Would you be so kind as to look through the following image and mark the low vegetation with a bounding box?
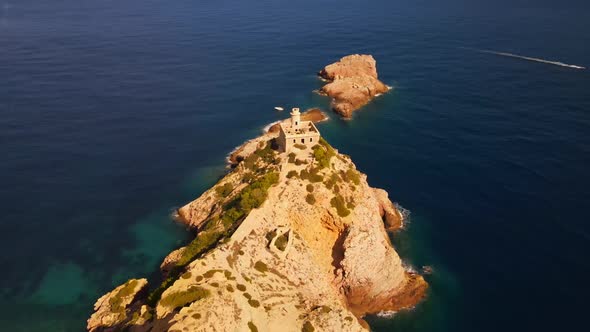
[306,184,314,193]
[305,194,316,205]
[324,173,341,190]
[244,141,279,171]
[254,261,268,273]
[274,232,289,251]
[215,182,233,198]
[148,145,280,306]
[108,279,140,315]
[340,168,360,186]
[248,321,259,332]
[331,194,351,217]
[300,168,323,183]
[302,321,315,332]
[313,138,336,169]
[159,286,210,310]
[294,143,307,150]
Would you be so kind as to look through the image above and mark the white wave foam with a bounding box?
[376,310,397,318]
[403,262,418,274]
[262,120,281,133]
[471,48,585,70]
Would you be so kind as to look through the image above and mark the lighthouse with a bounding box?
[290,107,301,130]
[277,107,321,153]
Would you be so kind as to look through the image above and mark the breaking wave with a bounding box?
[261,120,281,133]
[376,310,397,318]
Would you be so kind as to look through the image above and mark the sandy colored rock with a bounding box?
[318,54,390,118]
[89,133,427,331]
[373,188,404,230]
[87,279,148,332]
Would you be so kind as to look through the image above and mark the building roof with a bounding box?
[279,120,320,137]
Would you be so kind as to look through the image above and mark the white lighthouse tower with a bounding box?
[290,108,301,130]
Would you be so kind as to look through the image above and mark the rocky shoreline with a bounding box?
[318,54,390,118]
[87,117,427,331]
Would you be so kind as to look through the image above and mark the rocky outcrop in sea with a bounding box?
[318,54,390,118]
[87,115,427,331]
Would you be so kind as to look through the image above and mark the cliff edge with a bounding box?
[88,120,427,332]
[318,54,390,118]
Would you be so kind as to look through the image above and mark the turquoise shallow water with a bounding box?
[1,0,590,331]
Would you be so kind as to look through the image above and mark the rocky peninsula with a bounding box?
[87,114,427,332]
[318,54,390,118]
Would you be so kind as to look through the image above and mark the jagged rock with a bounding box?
[88,134,427,331]
[373,188,403,230]
[318,54,390,118]
[87,279,148,332]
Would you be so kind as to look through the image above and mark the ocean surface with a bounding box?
[1,0,589,331]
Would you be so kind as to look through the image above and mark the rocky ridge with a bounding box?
[87,118,427,332]
[318,54,390,118]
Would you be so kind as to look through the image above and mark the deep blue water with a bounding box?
[1,0,589,331]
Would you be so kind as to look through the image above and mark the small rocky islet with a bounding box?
[318,54,390,118]
[87,55,426,332]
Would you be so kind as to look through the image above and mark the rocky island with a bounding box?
[318,54,390,118]
[87,109,427,332]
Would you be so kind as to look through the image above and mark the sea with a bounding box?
[1,0,589,331]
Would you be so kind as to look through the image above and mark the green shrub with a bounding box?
[288,152,296,163]
[243,153,260,170]
[294,143,306,150]
[330,195,350,217]
[203,269,222,278]
[302,321,315,332]
[248,321,259,332]
[294,159,307,166]
[287,170,298,179]
[300,168,323,183]
[176,230,224,268]
[242,172,255,183]
[236,284,247,292]
[248,299,260,308]
[215,183,233,198]
[306,184,314,193]
[159,286,210,310]
[341,169,360,185]
[313,138,336,169]
[275,232,289,251]
[108,279,139,314]
[254,261,268,273]
[305,194,316,205]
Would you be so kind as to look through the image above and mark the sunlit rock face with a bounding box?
[87,132,426,332]
[318,54,390,118]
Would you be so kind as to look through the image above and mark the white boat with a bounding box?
[274,106,284,111]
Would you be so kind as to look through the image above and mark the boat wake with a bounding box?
[465,48,585,70]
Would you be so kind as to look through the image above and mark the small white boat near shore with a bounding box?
[274,106,284,111]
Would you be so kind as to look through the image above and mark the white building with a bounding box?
[277,108,321,153]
